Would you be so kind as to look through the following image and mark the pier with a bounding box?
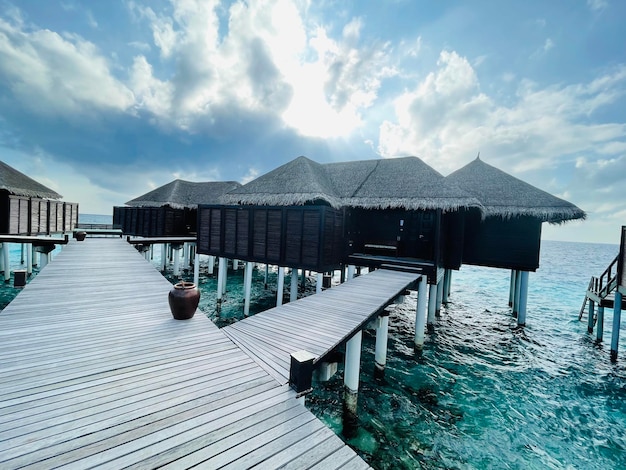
[223,269,419,384]
[580,225,626,360]
[0,238,369,468]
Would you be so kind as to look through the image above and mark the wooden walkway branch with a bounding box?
[223,269,419,385]
[0,238,369,469]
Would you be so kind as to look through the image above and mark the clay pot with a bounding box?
[75,231,87,241]
[168,281,200,320]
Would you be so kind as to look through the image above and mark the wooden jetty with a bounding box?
[580,226,626,361]
[223,269,418,385]
[0,238,370,469]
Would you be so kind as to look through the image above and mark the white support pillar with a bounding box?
[0,243,4,274]
[343,330,362,438]
[277,267,285,307]
[161,244,167,272]
[290,268,298,302]
[232,259,238,271]
[193,253,200,287]
[183,243,190,270]
[415,275,428,350]
[217,257,226,303]
[374,313,390,379]
[442,269,450,304]
[513,269,522,316]
[316,273,323,294]
[32,246,38,268]
[587,299,596,334]
[26,244,32,275]
[597,306,605,342]
[208,255,215,275]
[222,260,228,295]
[39,252,49,270]
[2,243,9,281]
[518,271,529,326]
[509,270,517,307]
[173,245,181,276]
[427,283,437,331]
[610,291,622,362]
[244,261,253,316]
[436,278,444,316]
[264,264,269,289]
[347,264,356,281]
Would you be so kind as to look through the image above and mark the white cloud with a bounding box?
[543,38,554,52]
[378,50,626,178]
[125,0,393,139]
[0,17,133,118]
[129,55,173,119]
[587,0,608,12]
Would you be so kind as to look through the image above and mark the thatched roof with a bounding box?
[221,156,483,212]
[0,160,62,199]
[126,180,242,209]
[446,156,586,223]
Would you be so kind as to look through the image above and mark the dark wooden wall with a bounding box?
[441,209,468,270]
[0,193,77,235]
[462,214,542,271]
[113,206,195,237]
[197,205,345,272]
[345,208,439,261]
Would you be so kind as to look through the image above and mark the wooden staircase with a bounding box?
[579,254,623,322]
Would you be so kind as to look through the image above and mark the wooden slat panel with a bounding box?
[266,209,282,262]
[285,209,303,264]
[236,208,249,257]
[253,209,267,258]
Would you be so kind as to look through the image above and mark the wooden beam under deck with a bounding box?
[0,238,369,469]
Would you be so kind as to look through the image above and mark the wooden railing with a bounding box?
[76,223,117,230]
[580,254,620,320]
[596,255,619,298]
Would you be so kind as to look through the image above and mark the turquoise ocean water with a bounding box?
[2,214,624,469]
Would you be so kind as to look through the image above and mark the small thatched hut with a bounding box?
[114,179,241,237]
[0,160,78,235]
[446,156,586,271]
[198,156,482,276]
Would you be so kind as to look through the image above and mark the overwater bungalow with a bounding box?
[0,159,78,235]
[446,156,586,271]
[197,156,482,280]
[446,156,586,324]
[113,179,242,237]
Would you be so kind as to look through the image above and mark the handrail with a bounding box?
[598,255,619,293]
[579,276,595,320]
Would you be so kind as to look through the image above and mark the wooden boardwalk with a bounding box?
[223,269,418,384]
[0,238,369,469]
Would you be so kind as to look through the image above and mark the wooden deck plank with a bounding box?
[248,427,343,469]
[224,269,417,383]
[276,435,353,470]
[0,238,369,469]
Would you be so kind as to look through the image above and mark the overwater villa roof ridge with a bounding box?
[221,154,485,213]
[0,159,62,199]
[446,157,586,223]
[126,179,242,209]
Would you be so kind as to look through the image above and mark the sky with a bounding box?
[0,0,624,244]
